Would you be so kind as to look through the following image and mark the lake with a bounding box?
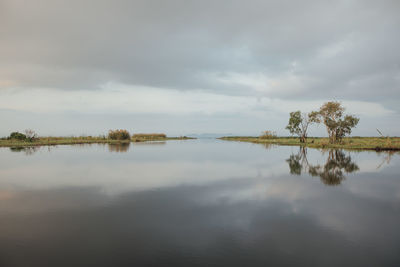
[0,139,399,266]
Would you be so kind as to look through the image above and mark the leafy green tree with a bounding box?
[335,115,360,142]
[8,132,27,141]
[286,111,319,143]
[8,130,38,142]
[314,101,359,143]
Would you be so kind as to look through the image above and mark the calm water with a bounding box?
[0,139,399,266]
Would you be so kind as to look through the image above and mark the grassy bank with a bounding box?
[0,135,194,148]
[219,136,400,151]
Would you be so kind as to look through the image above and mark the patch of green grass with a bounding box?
[219,136,400,151]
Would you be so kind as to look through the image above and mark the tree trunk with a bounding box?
[300,134,307,143]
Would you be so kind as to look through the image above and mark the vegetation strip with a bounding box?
[219,137,400,151]
[221,101,399,151]
[0,130,194,148]
[0,137,194,148]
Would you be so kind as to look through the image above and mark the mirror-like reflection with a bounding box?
[287,148,359,185]
[376,150,397,169]
[108,142,131,153]
[0,140,399,267]
[9,146,40,155]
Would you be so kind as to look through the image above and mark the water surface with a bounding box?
[0,139,399,266]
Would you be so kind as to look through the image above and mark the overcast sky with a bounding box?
[0,0,399,136]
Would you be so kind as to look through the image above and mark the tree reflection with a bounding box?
[308,150,359,185]
[286,148,359,185]
[9,146,40,155]
[376,151,398,169]
[108,143,131,153]
[261,143,277,150]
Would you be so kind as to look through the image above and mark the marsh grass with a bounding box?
[0,136,129,147]
[132,133,194,142]
[132,133,167,141]
[0,134,194,147]
[219,136,400,151]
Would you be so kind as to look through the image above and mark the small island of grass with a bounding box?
[0,129,194,148]
[219,136,400,151]
[220,101,400,151]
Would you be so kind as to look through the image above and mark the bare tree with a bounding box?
[24,129,38,142]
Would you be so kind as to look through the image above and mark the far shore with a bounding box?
[219,136,400,151]
[0,136,195,148]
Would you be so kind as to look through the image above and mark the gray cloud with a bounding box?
[0,0,399,135]
[1,0,399,99]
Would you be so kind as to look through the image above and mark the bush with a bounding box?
[259,131,277,139]
[108,129,131,140]
[8,132,27,141]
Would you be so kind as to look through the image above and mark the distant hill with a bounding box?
[187,133,235,139]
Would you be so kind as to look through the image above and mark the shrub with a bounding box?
[8,132,27,141]
[108,129,131,140]
[259,131,277,139]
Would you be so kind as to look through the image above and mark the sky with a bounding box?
[0,0,399,137]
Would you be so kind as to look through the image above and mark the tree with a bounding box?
[286,111,319,143]
[8,132,27,141]
[335,115,359,142]
[314,101,359,143]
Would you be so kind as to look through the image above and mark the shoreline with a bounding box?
[0,136,195,148]
[219,136,400,151]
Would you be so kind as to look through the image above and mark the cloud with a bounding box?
[0,0,399,134]
[0,84,394,118]
[1,0,399,97]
